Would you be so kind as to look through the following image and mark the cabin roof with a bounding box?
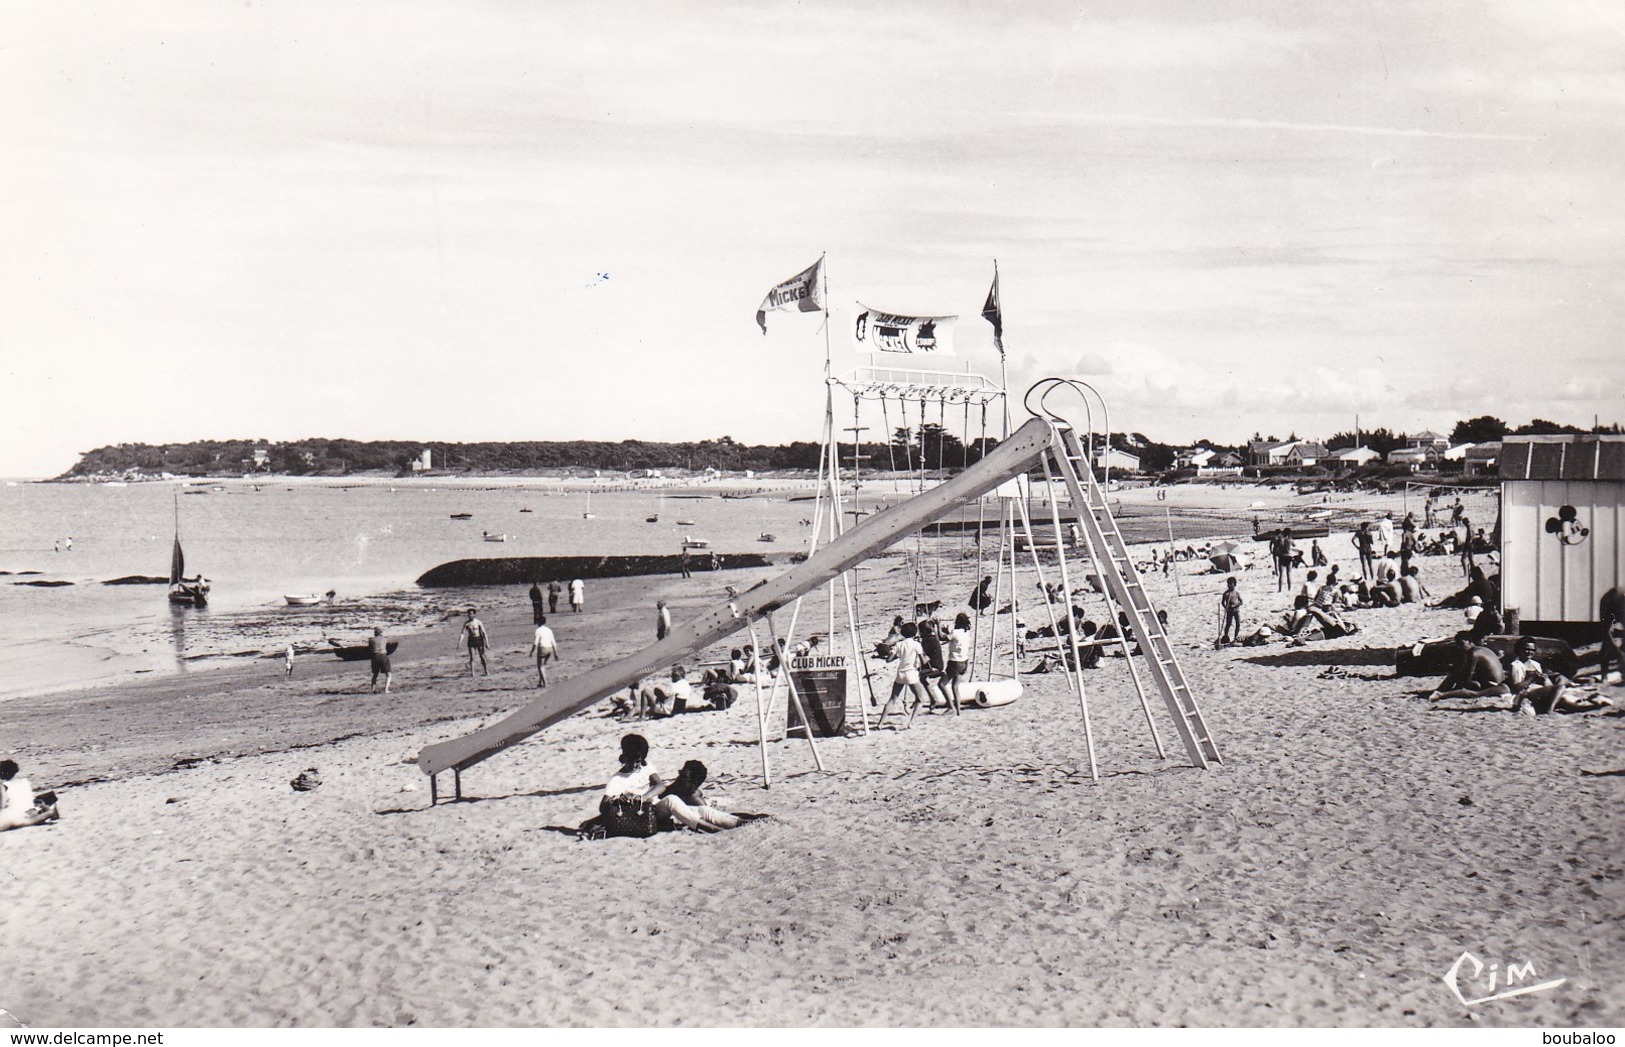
[1499,434,1625,480]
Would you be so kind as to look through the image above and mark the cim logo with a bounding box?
[1443,950,1566,1006]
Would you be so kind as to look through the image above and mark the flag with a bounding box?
[982,267,1003,357]
[852,304,957,355]
[755,257,824,334]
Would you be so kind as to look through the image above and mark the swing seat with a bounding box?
[965,678,1022,708]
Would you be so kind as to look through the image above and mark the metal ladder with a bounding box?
[1047,423,1222,769]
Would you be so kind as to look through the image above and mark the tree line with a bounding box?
[59,414,1615,479]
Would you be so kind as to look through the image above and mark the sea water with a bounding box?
[0,478,822,700]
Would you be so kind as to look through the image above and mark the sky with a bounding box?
[2,0,1622,476]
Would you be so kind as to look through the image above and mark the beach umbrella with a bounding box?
[1209,540,1241,572]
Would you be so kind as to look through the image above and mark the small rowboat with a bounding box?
[757,533,777,542]
[328,639,398,662]
[681,536,710,549]
[676,519,697,526]
[482,532,509,542]
[450,513,473,520]
[646,515,660,523]
[284,594,323,606]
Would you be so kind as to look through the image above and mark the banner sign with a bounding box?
[786,654,848,737]
[853,304,956,355]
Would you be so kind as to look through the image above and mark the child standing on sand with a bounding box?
[1218,577,1243,645]
[283,644,296,677]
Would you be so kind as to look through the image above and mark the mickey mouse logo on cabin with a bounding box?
[1543,505,1590,546]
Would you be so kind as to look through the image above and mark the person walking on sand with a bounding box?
[528,615,559,688]
[679,549,692,579]
[283,643,296,678]
[529,581,545,626]
[547,579,562,614]
[569,578,585,613]
[368,627,393,693]
[460,608,490,676]
[656,599,672,641]
[1218,576,1243,645]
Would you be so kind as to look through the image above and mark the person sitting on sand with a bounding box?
[656,760,749,833]
[1399,565,1431,604]
[1427,637,1510,700]
[459,609,490,676]
[528,615,559,688]
[1482,639,1613,716]
[1310,539,1328,567]
[582,734,665,839]
[874,615,906,660]
[635,666,693,719]
[368,627,393,693]
[0,759,57,831]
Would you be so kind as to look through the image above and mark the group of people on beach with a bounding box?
[528,578,586,619]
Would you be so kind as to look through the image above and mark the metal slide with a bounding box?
[415,416,1059,782]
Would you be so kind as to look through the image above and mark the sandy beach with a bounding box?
[1,527,1620,1028]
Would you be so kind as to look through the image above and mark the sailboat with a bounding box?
[582,489,596,520]
[167,494,210,607]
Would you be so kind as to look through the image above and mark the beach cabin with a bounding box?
[1094,447,1141,474]
[1498,433,1625,640]
[1464,441,1501,476]
[1335,446,1380,468]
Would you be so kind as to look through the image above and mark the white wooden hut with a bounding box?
[1499,433,1625,638]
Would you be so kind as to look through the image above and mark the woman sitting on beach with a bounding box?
[581,734,664,839]
[0,759,58,831]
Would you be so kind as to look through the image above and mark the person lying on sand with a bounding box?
[1426,637,1511,700]
[1508,639,1613,715]
[656,760,757,833]
[0,759,58,831]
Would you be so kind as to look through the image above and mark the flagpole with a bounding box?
[995,260,1010,440]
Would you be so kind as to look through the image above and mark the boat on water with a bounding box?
[284,594,324,606]
[646,514,660,523]
[519,508,533,513]
[482,531,509,542]
[450,513,473,520]
[676,519,697,526]
[758,533,777,543]
[167,495,209,607]
[681,536,710,549]
[582,490,596,520]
